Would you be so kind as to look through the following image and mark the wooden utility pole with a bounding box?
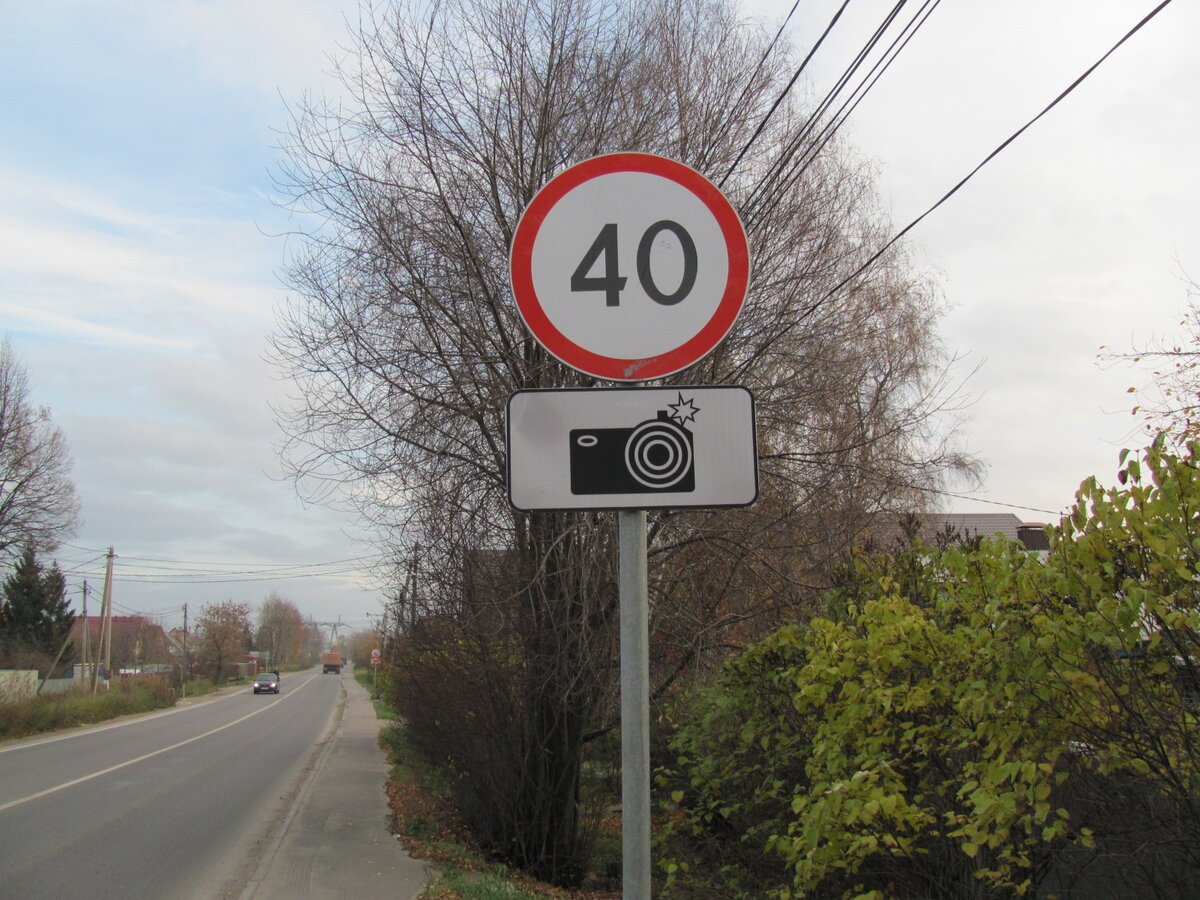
[181,603,188,699]
[95,547,115,692]
[80,581,90,681]
[92,575,106,694]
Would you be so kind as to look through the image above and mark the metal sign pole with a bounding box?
[508,153,752,900]
[619,508,651,899]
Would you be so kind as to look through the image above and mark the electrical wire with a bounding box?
[110,600,181,622]
[699,0,804,174]
[51,547,381,589]
[105,560,370,576]
[723,0,1176,395]
[110,569,366,585]
[743,0,944,229]
[742,0,906,207]
[60,543,388,570]
[810,0,1177,319]
[920,487,1063,518]
[718,0,850,186]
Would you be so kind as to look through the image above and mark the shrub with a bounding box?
[0,675,176,739]
[662,440,1200,899]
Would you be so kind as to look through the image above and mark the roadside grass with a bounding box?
[0,676,176,740]
[180,676,219,698]
[355,665,399,720]
[377,722,621,900]
[429,868,548,900]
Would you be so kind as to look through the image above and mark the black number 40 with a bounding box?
[570,220,698,307]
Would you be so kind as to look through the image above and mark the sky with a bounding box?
[1,0,1195,631]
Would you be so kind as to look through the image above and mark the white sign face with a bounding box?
[510,154,749,381]
[507,386,758,511]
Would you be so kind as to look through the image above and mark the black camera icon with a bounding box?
[570,410,695,495]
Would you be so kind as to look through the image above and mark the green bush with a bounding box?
[662,441,1200,899]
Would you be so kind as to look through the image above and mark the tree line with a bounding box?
[190,593,329,683]
[0,578,331,685]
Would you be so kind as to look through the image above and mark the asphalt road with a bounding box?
[0,670,342,899]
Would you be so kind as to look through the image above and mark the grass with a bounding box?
[0,676,176,740]
[355,665,399,720]
[180,676,220,698]
[433,868,548,900]
[0,673,249,741]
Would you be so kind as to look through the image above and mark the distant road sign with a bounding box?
[510,153,749,381]
[507,386,757,510]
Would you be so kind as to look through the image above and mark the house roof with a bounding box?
[921,513,1024,542]
[70,616,169,646]
[910,513,1050,551]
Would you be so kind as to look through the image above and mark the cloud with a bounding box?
[131,0,356,96]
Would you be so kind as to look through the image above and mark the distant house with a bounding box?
[70,616,173,671]
[915,513,1049,552]
[875,512,1050,554]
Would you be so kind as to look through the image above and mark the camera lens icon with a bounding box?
[625,418,693,489]
[569,410,696,496]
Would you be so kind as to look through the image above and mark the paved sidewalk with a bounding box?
[240,672,430,900]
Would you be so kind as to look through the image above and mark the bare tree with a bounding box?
[1103,276,1200,445]
[271,0,974,883]
[256,592,304,668]
[0,337,79,561]
[195,600,251,683]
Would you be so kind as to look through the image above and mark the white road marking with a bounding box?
[0,675,320,812]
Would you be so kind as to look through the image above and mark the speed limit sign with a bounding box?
[510,153,749,381]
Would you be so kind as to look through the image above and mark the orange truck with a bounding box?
[322,650,342,674]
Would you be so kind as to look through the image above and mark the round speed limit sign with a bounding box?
[510,153,749,381]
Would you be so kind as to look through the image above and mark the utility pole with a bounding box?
[95,547,115,692]
[80,581,90,682]
[181,603,188,699]
[93,567,108,694]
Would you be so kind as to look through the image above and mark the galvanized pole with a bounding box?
[619,509,651,899]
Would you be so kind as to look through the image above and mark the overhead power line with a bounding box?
[106,559,370,576]
[722,0,945,227]
[724,0,1177,390]
[54,543,388,586]
[815,0,1177,312]
[718,0,850,186]
[60,542,386,569]
[923,488,1063,518]
[742,0,944,228]
[738,0,908,208]
[107,570,365,586]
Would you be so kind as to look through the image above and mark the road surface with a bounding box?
[0,670,341,899]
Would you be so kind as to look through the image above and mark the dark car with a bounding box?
[253,673,279,694]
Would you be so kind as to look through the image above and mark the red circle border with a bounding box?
[510,153,749,381]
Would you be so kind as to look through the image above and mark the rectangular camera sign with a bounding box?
[506,386,757,511]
